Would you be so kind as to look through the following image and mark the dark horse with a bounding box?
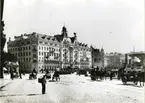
[52,70,60,81]
[137,71,144,86]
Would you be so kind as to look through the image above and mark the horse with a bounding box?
[137,71,144,86]
[52,71,60,81]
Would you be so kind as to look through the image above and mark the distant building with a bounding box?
[128,51,145,69]
[91,46,104,69]
[7,26,92,73]
[104,51,145,71]
[104,53,126,70]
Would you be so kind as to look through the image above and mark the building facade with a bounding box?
[7,26,92,73]
[104,53,125,70]
[90,46,105,69]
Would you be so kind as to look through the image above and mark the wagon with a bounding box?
[121,71,138,85]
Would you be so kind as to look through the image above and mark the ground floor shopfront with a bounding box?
[19,60,91,73]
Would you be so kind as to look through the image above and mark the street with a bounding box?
[0,74,144,103]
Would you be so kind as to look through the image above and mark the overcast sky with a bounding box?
[3,0,144,53]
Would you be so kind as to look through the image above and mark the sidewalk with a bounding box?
[0,73,42,89]
[0,74,12,89]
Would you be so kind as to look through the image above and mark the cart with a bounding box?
[121,69,138,85]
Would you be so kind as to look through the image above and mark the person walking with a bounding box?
[41,75,46,94]
[19,69,22,79]
[10,67,14,80]
[110,71,113,80]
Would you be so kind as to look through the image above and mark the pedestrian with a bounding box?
[18,67,22,79]
[10,67,14,80]
[110,71,113,80]
[41,75,46,94]
[52,68,60,81]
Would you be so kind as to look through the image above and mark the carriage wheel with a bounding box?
[91,76,96,80]
[134,82,138,85]
[123,81,127,85]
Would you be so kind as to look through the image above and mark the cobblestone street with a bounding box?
[0,74,144,103]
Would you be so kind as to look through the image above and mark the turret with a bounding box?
[73,32,77,39]
[61,26,68,37]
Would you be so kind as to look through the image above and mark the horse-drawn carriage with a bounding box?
[5,61,20,78]
[121,71,138,85]
[90,68,107,80]
[29,69,37,79]
[120,67,143,85]
[29,72,37,79]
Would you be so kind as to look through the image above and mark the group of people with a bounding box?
[90,67,114,81]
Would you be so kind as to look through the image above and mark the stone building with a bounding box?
[104,53,123,70]
[7,26,92,73]
[90,46,105,69]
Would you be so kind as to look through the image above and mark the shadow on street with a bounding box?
[0,94,41,97]
[116,83,143,88]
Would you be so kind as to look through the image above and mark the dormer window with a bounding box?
[47,38,50,41]
[41,36,45,39]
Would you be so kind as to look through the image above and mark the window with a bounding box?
[44,47,46,50]
[39,52,41,55]
[39,46,41,50]
[50,43,52,45]
[42,47,43,50]
[42,52,43,56]
[26,47,28,50]
[26,52,28,56]
[29,52,31,55]
[23,52,25,56]
[29,58,31,61]
[27,41,30,44]
[23,47,25,51]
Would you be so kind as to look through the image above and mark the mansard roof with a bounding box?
[37,33,59,43]
[54,34,64,42]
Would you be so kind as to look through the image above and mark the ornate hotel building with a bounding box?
[7,26,92,73]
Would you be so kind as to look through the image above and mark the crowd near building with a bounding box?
[7,26,93,73]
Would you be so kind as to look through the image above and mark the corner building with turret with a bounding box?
[7,27,92,73]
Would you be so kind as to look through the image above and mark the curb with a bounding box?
[0,81,11,89]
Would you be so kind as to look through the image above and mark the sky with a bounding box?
[3,0,144,53]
